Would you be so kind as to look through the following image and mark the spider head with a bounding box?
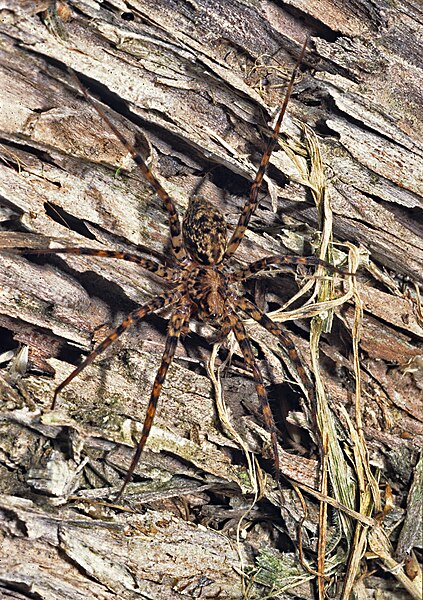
[182,196,227,265]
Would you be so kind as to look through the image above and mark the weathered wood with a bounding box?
[0,1,422,598]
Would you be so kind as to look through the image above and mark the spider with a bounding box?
[13,39,345,498]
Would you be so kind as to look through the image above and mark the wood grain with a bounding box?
[0,1,422,598]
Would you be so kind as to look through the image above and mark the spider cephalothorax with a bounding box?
[11,39,346,498]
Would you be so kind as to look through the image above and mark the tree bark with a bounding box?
[0,1,422,599]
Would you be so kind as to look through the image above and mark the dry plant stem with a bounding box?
[292,481,375,526]
[291,480,328,579]
[341,260,383,599]
[295,124,388,596]
[243,274,356,328]
[307,130,337,593]
[233,459,262,599]
[352,282,381,513]
[300,125,356,582]
[368,526,423,600]
[340,280,371,599]
[318,433,329,599]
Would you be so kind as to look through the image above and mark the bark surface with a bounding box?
[0,1,422,599]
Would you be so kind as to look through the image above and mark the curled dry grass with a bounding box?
[208,125,422,599]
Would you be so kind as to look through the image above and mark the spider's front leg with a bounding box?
[7,246,179,282]
[224,38,308,260]
[68,70,188,265]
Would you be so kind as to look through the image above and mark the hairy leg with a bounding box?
[234,297,316,409]
[224,39,308,259]
[68,70,187,264]
[229,254,347,283]
[52,286,184,408]
[117,302,190,498]
[10,246,179,281]
[228,309,283,483]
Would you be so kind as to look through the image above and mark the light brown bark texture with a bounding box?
[0,1,422,599]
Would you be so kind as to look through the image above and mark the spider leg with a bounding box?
[52,286,184,408]
[228,310,283,482]
[117,302,190,498]
[225,39,307,260]
[229,254,348,283]
[235,297,315,409]
[68,70,187,264]
[11,246,179,282]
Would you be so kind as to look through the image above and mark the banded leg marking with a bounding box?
[52,287,183,408]
[13,246,179,281]
[117,303,190,497]
[229,254,347,283]
[68,70,187,264]
[225,39,308,259]
[235,297,315,404]
[228,311,282,480]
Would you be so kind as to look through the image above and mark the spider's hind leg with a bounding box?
[117,301,190,499]
[228,310,283,484]
[235,297,316,414]
[51,287,183,408]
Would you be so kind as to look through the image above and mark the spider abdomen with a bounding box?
[182,196,227,265]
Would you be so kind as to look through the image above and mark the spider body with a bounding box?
[182,196,231,323]
[10,39,347,498]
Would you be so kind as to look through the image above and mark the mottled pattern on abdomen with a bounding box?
[182,195,227,265]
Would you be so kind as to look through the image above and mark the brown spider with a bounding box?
[13,39,345,498]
